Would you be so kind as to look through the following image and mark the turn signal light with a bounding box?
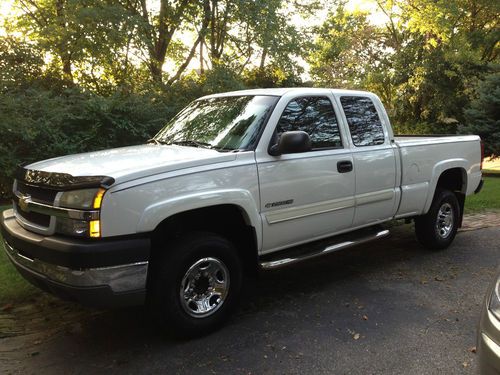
[93,188,106,209]
[89,220,101,238]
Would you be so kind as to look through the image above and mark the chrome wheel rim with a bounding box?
[180,257,230,318]
[435,202,454,239]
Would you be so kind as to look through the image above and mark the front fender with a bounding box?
[137,189,262,249]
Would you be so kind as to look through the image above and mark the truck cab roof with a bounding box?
[200,87,378,100]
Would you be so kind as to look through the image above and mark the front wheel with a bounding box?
[148,232,242,338]
[415,189,460,250]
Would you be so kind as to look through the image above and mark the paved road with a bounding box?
[1,225,499,374]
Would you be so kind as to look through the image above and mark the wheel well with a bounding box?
[435,168,466,226]
[150,204,258,274]
[436,168,466,193]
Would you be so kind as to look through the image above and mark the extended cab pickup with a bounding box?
[1,88,483,336]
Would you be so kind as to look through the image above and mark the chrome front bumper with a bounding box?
[3,238,148,307]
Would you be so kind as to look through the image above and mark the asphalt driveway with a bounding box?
[1,224,499,374]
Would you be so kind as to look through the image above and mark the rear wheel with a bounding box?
[148,232,242,338]
[415,189,460,250]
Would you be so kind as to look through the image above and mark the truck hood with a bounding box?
[27,144,238,185]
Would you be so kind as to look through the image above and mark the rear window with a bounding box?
[340,96,385,147]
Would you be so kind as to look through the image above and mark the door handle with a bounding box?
[337,160,353,173]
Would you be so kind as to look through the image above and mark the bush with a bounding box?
[459,71,500,157]
[0,86,186,198]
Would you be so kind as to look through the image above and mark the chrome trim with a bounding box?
[13,191,100,220]
[265,196,355,225]
[13,203,57,235]
[259,229,390,269]
[355,189,395,206]
[435,202,454,239]
[180,257,230,318]
[264,189,395,225]
[3,239,147,293]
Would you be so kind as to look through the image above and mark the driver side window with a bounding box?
[276,96,342,150]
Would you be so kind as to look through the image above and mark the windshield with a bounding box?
[154,95,278,151]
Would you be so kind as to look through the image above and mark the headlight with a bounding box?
[489,275,500,321]
[56,188,105,238]
[59,188,104,209]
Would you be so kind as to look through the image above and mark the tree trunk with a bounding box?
[55,0,73,82]
[62,57,72,81]
[200,41,204,74]
[259,46,268,69]
[147,0,190,82]
[168,0,211,85]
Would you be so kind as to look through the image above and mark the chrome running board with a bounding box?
[259,227,390,270]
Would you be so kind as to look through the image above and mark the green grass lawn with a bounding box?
[0,205,37,304]
[464,177,500,213]
[0,176,498,304]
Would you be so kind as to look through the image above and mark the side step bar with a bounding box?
[259,227,390,270]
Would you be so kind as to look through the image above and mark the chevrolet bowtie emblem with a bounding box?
[18,194,31,212]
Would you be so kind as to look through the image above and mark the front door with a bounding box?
[256,94,355,253]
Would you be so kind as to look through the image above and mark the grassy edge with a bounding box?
[0,206,38,304]
[464,177,500,213]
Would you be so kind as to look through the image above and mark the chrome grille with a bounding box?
[14,201,51,227]
[17,181,58,205]
[14,180,56,229]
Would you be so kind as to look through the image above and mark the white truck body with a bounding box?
[1,88,483,335]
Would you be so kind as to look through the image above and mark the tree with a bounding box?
[308,6,384,88]
[459,71,500,157]
[14,0,138,86]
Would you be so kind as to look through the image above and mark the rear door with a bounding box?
[336,95,398,226]
[256,93,355,253]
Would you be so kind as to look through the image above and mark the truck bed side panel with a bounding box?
[395,136,482,218]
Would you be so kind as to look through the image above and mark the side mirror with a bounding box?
[269,131,312,156]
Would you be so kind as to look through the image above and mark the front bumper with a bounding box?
[478,310,500,375]
[1,209,150,308]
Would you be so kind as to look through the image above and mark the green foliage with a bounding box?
[243,65,304,88]
[309,6,381,88]
[0,85,177,197]
[309,0,499,137]
[459,71,500,156]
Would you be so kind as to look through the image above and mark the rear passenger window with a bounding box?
[276,96,342,149]
[340,96,385,146]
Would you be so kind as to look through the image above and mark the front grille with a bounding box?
[17,181,58,205]
[14,202,51,227]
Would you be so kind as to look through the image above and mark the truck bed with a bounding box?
[393,134,482,219]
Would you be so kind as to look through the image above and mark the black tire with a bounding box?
[415,189,460,250]
[148,232,242,338]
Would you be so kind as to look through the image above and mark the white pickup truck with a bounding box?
[1,88,484,336]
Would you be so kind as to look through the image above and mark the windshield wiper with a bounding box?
[171,140,214,149]
[147,138,169,145]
